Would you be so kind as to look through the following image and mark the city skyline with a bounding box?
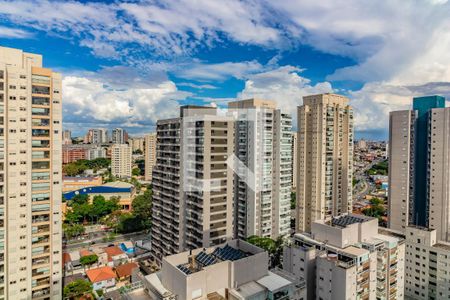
[1,1,450,139]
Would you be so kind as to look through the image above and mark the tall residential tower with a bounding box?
[389,95,450,241]
[151,106,235,263]
[228,99,292,239]
[296,93,353,232]
[0,46,63,299]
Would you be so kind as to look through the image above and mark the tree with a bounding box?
[117,213,144,233]
[290,192,296,209]
[64,163,83,176]
[63,223,85,240]
[132,189,152,229]
[80,254,98,269]
[132,167,141,176]
[70,194,89,206]
[247,235,285,268]
[63,279,92,299]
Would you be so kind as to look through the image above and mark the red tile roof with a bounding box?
[115,262,138,278]
[104,246,125,261]
[86,266,116,283]
[80,249,94,257]
[63,252,71,264]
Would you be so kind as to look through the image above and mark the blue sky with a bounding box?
[1,0,450,140]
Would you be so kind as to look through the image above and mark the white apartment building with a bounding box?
[151,106,235,263]
[296,93,353,233]
[111,144,132,178]
[62,129,71,145]
[283,214,405,300]
[389,96,450,242]
[404,226,450,299]
[84,128,107,144]
[228,99,292,239]
[142,240,305,300]
[0,46,63,299]
[144,133,156,181]
[86,146,107,160]
[112,127,127,144]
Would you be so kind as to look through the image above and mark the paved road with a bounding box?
[64,230,149,252]
[353,158,384,202]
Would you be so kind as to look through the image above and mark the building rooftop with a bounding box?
[177,244,250,275]
[115,262,139,278]
[231,281,266,298]
[86,266,116,283]
[104,246,125,261]
[331,214,371,228]
[256,271,292,292]
[63,182,133,200]
[435,242,450,251]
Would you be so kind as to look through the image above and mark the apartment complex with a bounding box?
[296,93,354,233]
[111,144,132,178]
[151,106,234,262]
[143,240,305,300]
[84,128,108,144]
[62,130,71,145]
[228,99,292,239]
[0,46,62,299]
[283,214,405,300]
[144,133,156,181]
[389,95,450,241]
[291,131,297,191]
[112,127,127,144]
[403,226,450,299]
[129,137,145,153]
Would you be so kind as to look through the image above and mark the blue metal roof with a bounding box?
[63,186,132,200]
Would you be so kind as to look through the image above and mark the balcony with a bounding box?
[32,246,50,257]
[31,107,50,116]
[32,235,50,246]
[32,287,50,299]
[32,215,50,224]
[32,118,50,127]
[32,129,50,138]
[32,96,50,106]
[32,85,50,95]
[32,161,50,170]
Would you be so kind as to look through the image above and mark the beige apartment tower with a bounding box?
[111,144,132,178]
[151,106,234,263]
[0,46,63,299]
[296,93,353,233]
[144,133,156,181]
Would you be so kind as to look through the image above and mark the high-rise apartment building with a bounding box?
[144,133,156,181]
[151,106,235,263]
[291,131,297,191]
[62,129,71,145]
[228,99,292,239]
[296,93,353,233]
[0,46,63,299]
[111,144,132,178]
[112,128,127,144]
[129,137,145,153]
[283,214,405,300]
[86,146,107,160]
[84,128,107,144]
[388,95,450,241]
[403,226,450,299]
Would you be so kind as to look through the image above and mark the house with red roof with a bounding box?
[104,246,128,267]
[86,266,116,290]
[115,262,139,281]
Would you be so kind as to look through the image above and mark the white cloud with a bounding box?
[176,60,264,81]
[237,65,333,119]
[0,25,32,38]
[177,82,217,89]
[62,72,191,133]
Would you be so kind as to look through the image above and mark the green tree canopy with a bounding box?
[63,279,92,299]
[80,254,98,268]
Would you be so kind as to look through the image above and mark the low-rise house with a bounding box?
[86,266,116,290]
[104,246,128,267]
[115,262,139,281]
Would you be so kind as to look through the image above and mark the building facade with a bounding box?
[111,144,132,178]
[144,133,156,181]
[283,214,405,300]
[84,128,108,144]
[404,226,450,299]
[388,95,450,241]
[291,131,297,191]
[296,93,353,233]
[86,146,107,160]
[62,130,71,145]
[112,128,127,144]
[228,99,292,239]
[151,106,235,263]
[129,137,145,153]
[0,46,63,299]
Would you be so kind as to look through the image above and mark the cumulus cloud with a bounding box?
[62,70,191,134]
[237,66,333,120]
[176,61,265,81]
